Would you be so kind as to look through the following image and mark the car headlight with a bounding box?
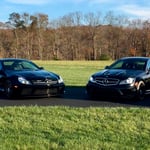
[119,77,135,85]
[58,76,64,83]
[18,77,31,85]
[89,76,96,83]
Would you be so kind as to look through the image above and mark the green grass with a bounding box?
[0,106,150,150]
[34,60,113,86]
[0,61,150,149]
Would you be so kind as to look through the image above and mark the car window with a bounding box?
[21,61,39,70]
[146,60,150,70]
[122,60,146,70]
[3,60,40,71]
[135,61,146,70]
[109,60,124,69]
[3,61,14,70]
[109,59,146,70]
[0,62,2,70]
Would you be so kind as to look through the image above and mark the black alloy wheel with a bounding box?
[135,81,145,101]
[5,80,14,98]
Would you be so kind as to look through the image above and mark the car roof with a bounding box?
[0,58,29,61]
[119,57,150,61]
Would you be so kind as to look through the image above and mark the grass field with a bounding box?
[0,106,150,150]
[0,60,150,150]
[34,60,113,86]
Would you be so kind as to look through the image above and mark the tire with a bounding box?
[86,88,98,100]
[86,88,93,98]
[5,80,14,99]
[135,81,145,101]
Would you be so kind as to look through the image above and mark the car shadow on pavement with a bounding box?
[0,86,149,107]
[64,86,88,100]
[64,86,150,107]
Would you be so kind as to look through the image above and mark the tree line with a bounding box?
[0,11,150,60]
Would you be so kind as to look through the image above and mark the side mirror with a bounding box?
[146,67,150,74]
[0,74,5,80]
[0,70,4,74]
[39,67,44,70]
[105,66,110,69]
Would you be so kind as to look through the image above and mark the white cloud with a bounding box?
[6,0,113,5]
[6,0,51,5]
[87,0,115,5]
[3,0,132,6]
[120,5,150,19]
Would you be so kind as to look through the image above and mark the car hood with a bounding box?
[93,69,144,79]
[6,70,59,80]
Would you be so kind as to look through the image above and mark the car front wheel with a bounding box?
[5,80,14,99]
[135,81,145,101]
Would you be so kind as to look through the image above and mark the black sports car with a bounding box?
[86,57,150,100]
[0,58,65,98]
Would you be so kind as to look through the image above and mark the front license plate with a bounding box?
[34,89,47,95]
[49,88,58,94]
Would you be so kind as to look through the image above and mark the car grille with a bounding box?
[95,77,119,86]
[32,79,58,85]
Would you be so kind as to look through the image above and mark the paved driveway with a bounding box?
[0,86,150,107]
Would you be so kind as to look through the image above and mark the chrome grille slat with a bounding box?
[32,79,57,85]
[95,77,119,86]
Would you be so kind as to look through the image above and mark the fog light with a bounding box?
[14,85,18,88]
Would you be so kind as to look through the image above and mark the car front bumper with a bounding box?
[86,81,138,99]
[12,83,65,97]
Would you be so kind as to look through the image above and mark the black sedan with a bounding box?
[0,58,65,98]
[86,57,150,100]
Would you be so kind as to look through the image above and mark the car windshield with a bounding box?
[3,60,40,71]
[108,59,146,71]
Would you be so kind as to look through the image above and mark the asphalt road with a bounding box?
[0,86,150,107]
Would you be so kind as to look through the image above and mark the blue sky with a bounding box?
[0,0,150,22]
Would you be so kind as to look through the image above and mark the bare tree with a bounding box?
[8,12,22,57]
[1,11,150,60]
[84,12,102,60]
[30,13,48,59]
